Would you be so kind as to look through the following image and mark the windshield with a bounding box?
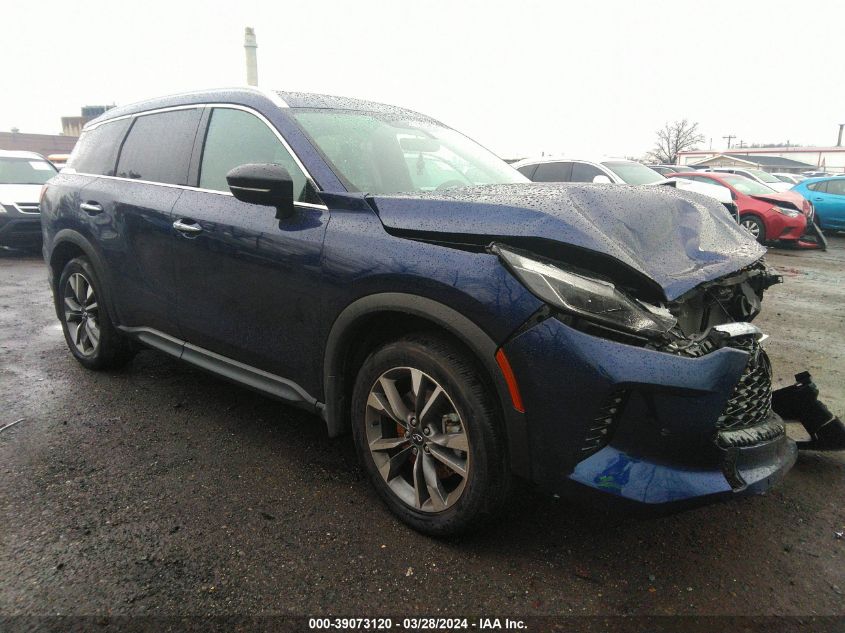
[601,161,664,185]
[0,157,57,185]
[292,110,527,195]
[743,168,781,184]
[719,174,776,195]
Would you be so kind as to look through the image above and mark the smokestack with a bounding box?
[838,123,844,148]
[244,27,258,87]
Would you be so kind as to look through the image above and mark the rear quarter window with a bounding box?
[67,119,131,176]
[516,164,537,179]
[116,109,202,185]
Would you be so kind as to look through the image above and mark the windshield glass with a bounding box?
[292,110,527,195]
[0,157,57,185]
[744,168,781,184]
[719,174,776,195]
[601,161,664,185]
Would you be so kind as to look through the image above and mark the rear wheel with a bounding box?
[351,334,511,536]
[740,215,766,243]
[58,257,135,370]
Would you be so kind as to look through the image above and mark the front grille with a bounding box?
[716,339,773,431]
[15,203,40,214]
[581,389,627,456]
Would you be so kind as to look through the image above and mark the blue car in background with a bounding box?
[41,88,801,535]
[792,177,845,230]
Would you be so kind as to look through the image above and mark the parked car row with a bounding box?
[672,171,810,243]
[511,157,740,220]
[0,150,58,250]
[510,153,845,247]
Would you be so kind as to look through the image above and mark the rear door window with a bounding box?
[533,162,572,182]
[67,119,131,176]
[198,107,313,202]
[825,179,845,195]
[570,162,606,182]
[116,109,202,185]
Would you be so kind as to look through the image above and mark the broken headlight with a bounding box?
[775,206,801,217]
[493,244,676,336]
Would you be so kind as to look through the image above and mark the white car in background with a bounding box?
[771,173,805,185]
[0,150,57,250]
[511,156,740,220]
[707,167,793,192]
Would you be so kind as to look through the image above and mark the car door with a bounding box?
[809,179,845,229]
[171,105,329,386]
[80,108,202,336]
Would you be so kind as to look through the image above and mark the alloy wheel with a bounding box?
[63,272,100,356]
[365,367,470,512]
[741,218,761,238]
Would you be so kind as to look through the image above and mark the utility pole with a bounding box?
[722,134,735,149]
[244,27,258,86]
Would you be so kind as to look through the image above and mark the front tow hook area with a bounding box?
[772,371,845,451]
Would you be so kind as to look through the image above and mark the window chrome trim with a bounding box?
[84,104,204,130]
[76,102,327,209]
[83,87,289,132]
[64,172,329,211]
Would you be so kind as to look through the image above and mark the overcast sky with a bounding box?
[2,0,843,159]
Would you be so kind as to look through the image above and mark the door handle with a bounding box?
[80,202,103,215]
[173,219,203,234]
[813,197,823,201]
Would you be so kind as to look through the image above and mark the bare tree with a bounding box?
[648,120,705,165]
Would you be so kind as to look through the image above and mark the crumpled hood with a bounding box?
[749,190,808,213]
[368,183,765,301]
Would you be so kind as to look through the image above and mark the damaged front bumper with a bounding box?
[773,372,845,451]
[503,316,799,508]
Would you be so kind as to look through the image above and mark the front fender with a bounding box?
[322,292,533,479]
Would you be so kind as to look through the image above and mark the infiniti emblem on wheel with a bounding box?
[412,432,424,444]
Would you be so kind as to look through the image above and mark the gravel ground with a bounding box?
[0,238,843,618]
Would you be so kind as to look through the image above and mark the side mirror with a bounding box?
[226,163,295,219]
[592,175,612,184]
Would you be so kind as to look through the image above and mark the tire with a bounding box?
[740,214,766,243]
[58,257,135,370]
[351,333,512,536]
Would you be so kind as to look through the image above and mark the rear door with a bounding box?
[80,108,203,336]
[171,105,329,386]
[809,179,845,229]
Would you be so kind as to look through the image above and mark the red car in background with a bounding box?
[673,172,814,246]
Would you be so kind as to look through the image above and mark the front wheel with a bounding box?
[351,334,512,536]
[740,215,766,243]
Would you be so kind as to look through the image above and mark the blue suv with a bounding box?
[41,88,796,534]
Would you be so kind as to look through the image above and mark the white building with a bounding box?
[677,147,845,174]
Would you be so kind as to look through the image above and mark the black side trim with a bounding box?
[119,327,320,412]
[322,293,531,479]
